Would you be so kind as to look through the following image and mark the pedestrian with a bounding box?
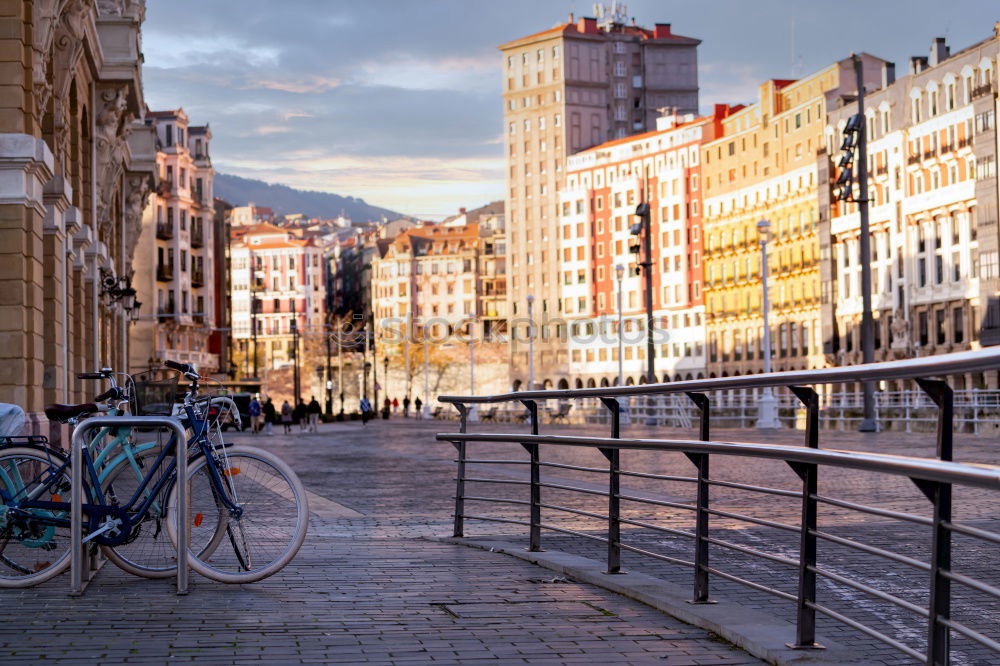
[281,400,293,434]
[294,399,308,431]
[382,397,391,420]
[392,397,399,415]
[414,396,423,419]
[249,396,261,434]
[360,396,372,425]
[402,396,410,418]
[263,397,276,436]
[307,395,321,432]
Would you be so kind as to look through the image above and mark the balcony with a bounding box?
[958,137,971,149]
[193,313,205,324]
[156,263,174,282]
[156,179,173,197]
[923,149,936,161]
[156,222,174,240]
[940,143,953,154]
[191,269,205,287]
[191,224,204,248]
[971,83,994,100]
[157,304,175,321]
[906,154,921,166]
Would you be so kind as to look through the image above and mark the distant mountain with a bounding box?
[214,173,401,222]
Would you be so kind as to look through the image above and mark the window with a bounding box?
[919,311,929,346]
[936,309,946,345]
[954,307,965,344]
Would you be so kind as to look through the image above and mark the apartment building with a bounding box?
[554,107,732,388]
[372,222,481,340]
[700,56,887,379]
[0,1,155,437]
[230,223,328,372]
[500,9,700,388]
[131,109,218,373]
[823,31,1000,389]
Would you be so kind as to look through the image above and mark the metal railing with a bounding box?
[71,416,189,595]
[437,348,1000,664]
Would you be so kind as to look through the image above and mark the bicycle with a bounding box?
[0,360,307,587]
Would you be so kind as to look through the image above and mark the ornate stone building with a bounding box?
[0,0,155,439]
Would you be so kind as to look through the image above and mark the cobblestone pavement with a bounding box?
[420,417,1000,666]
[0,419,765,665]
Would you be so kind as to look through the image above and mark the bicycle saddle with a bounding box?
[44,403,97,423]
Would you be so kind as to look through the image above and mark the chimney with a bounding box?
[881,62,896,89]
[909,56,928,75]
[459,207,466,215]
[928,37,949,66]
[654,23,672,39]
[577,17,598,34]
[568,12,574,23]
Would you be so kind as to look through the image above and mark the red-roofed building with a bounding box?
[230,222,329,375]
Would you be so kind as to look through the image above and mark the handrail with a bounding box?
[438,432,1000,491]
[439,348,1000,404]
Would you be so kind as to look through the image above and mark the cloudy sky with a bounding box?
[143,1,997,218]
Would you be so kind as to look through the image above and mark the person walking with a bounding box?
[281,400,293,434]
[360,396,372,425]
[294,399,308,432]
[414,396,423,419]
[402,396,410,418]
[307,395,321,432]
[382,397,391,420]
[248,396,261,434]
[392,397,399,415]
[262,397,276,436]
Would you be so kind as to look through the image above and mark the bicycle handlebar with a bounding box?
[78,372,105,380]
[94,388,117,402]
[164,360,196,375]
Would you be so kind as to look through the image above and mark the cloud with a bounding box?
[353,54,498,93]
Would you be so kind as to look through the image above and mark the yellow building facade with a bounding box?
[700,56,886,377]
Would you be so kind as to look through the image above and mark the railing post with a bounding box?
[599,397,623,574]
[684,392,715,604]
[520,399,542,552]
[915,378,953,666]
[452,403,469,538]
[787,386,823,650]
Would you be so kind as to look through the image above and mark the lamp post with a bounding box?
[634,202,656,425]
[526,294,535,391]
[422,332,430,418]
[467,317,477,421]
[616,263,629,425]
[291,299,300,405]
[757,219,781,428]
[324,315,333,418]
[382,356,389,418]
[616,264,625,388]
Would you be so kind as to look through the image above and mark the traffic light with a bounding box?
[835,113,862,202]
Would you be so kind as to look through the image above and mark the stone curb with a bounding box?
[437,536,863,666]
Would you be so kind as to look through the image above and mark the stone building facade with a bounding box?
[500,11,700,389]
[823,31,1000,389]
[0,0,155,438]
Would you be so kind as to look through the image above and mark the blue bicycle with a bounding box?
[0,361,308,587]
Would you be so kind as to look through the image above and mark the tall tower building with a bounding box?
[500,9,700,389]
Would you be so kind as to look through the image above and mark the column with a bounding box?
[0,133,54,431]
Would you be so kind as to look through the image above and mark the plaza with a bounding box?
[1,417,995,664]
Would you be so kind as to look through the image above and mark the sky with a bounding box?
[142,1,998,218]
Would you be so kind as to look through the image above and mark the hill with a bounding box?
[213,173,401,222]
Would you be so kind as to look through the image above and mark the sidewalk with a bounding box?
[0,422,761,665]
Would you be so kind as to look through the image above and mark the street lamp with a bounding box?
[526,294,535,391]
[615,264,625,388]
[633,202,656,426]
[466,317,478,421]
[422,330,430,418]
[756,219,781,428]
[382,356,389,417]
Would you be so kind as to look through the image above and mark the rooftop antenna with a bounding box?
[790,17,804,77]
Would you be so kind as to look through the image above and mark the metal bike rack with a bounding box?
[70,416,189,595]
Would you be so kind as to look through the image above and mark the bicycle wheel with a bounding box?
[100,447,226,579]
[0,447,74,588]
[166,446,308,583]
